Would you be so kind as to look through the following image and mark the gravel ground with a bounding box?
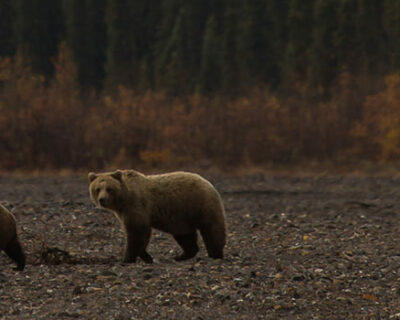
[0,172,400,319]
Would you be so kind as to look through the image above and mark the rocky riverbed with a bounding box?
[0,173,399,319]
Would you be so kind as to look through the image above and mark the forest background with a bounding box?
[0,0,399,171]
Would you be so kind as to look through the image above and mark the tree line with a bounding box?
[0,0,399,169]
[0,0,398,95]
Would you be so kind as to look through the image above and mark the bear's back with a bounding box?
[148,171,218,203]
[144,172,223,234]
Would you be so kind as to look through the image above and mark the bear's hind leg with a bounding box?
[173,232,199,261]
[5,235,25,271]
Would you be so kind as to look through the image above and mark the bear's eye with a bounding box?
[95,188,100,194]
[106,188,114,194]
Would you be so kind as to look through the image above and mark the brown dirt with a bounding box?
[0,173,400,319]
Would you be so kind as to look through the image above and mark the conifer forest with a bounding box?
[0,0,399,169]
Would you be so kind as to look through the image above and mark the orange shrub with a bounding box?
[0,54,47,168]
[0,45,396,170]
[0,44,86,169]
[352,74,400,160]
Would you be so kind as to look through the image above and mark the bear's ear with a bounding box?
[111,170,123,182]
[88,172,98,183]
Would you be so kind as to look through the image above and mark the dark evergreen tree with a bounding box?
[220,3,239,93]
[283,0,314,83]
[383,0,400,71]
[64,0,89,87]
[355,0,387,74]
[197,15,220,94]
[154,1,188,94]
[336,0,358,73]
[267,0,289,54]
[236,0,279,86]
[105,0,135,88]
[105,0,161,90]
[155,0,224,94]
[14,0,63,76]
[266,0,290,84]
[0,0,15,56]
[129,0,161,90]
[86,0,107,90]
[182,0,213,90]
[309,0,338,88]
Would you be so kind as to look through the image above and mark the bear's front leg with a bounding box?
[123,224,152,264]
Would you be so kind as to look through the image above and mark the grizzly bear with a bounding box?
[88,169,226,263]
[0,204,25,270]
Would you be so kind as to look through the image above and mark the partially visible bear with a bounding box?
[88,169,226,263]
[0,204,25,270]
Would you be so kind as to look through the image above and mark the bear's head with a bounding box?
[88,170,124,211]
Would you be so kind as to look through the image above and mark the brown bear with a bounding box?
[88,169,226,263]
[0,204,25,270]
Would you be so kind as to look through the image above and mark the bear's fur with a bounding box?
[88,169,226,263]
[0,204,25,270]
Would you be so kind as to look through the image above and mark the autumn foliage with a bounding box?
[352,74,400,161]
[0,45,399,170]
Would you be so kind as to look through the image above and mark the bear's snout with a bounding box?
[99,197,107,207]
